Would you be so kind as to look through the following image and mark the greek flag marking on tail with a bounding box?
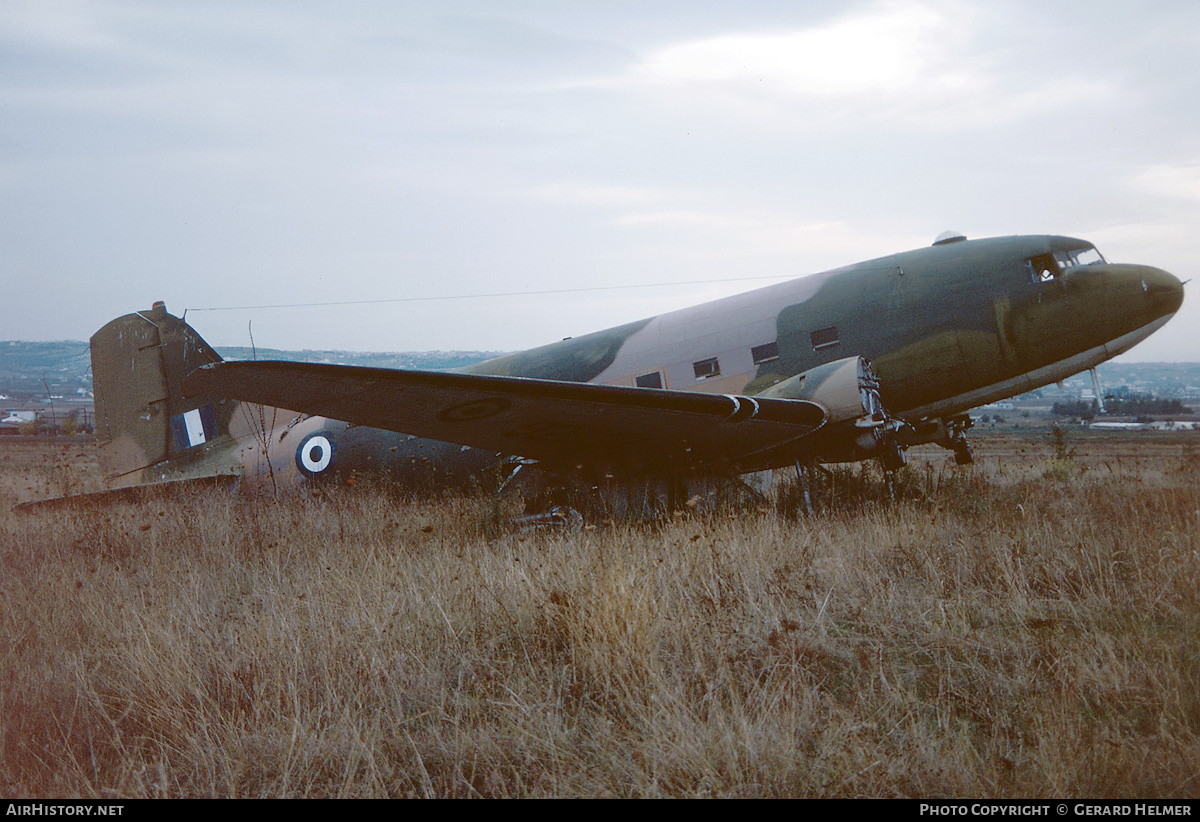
[170,405,217,450]
[184,409,205,445]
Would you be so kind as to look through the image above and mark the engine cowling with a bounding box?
[756,356,885,426]
[755,356,899,464]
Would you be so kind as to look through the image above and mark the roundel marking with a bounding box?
[436,397,510,423]
[297,433,335,475]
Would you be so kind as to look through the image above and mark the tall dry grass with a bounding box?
[2,434,1198,797]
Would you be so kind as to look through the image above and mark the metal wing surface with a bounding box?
[183,361,827,477]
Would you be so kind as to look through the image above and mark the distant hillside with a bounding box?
[0,341,93,396]
[0,341,506,399]
[214,347,507,372]
[1024,362,1200,400]
[1,339,1197,403]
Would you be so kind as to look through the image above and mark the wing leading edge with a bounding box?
[183,361,827,478]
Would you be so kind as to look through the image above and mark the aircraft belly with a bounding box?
[998,266,1174,377]
[868,326,988,412]
[246,415,502,491]
[901,314,1175,419]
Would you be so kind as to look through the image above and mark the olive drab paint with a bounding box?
[78,234,1183,504]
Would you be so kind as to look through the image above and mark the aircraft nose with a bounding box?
[1138,265,1184,318]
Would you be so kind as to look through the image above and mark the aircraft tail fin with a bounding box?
[90,302,239,488]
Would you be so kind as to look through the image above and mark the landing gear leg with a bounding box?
[942,414,975,465]
[794,459,814,516]
[953,439,974,465]
[878,438,907,504]
[879,438,907,473]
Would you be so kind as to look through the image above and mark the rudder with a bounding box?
[91,302,237,488]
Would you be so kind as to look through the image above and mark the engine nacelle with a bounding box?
[756,356,885,426]
[756,356,899,464]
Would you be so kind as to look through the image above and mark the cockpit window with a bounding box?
[1026,246,1105,283]
[1056,247,1105,269]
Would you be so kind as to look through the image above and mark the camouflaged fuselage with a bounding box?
[467,235,1181,420]
[89,235,1183,493]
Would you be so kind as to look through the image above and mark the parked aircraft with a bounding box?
[85,233,1182,511]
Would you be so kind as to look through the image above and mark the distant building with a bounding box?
[1,409,39,435]
[1090,420,1200,431]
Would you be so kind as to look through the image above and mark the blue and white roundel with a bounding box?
[296,433,335,475]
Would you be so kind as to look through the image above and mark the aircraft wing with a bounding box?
[183,361,826,477]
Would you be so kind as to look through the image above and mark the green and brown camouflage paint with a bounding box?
[88,235,1183,493]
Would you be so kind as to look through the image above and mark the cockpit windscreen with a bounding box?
[1026,245,1106,282]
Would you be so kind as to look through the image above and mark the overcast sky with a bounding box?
[2,0,1197,361]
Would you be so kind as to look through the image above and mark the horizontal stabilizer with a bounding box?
[15,475,239,512]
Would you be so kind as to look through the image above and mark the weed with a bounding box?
[3,434,1199,797]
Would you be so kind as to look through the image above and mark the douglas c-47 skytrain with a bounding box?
[79,232,1183,513]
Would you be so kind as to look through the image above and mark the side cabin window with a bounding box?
[810,326,840,351]
[635,371,663,389]
[693,357,720,380]
[1027,246,1105,283]
[751,341,780,365]
[1026,253,1059,283]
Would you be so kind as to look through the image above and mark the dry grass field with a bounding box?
[2,430,1198,798]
